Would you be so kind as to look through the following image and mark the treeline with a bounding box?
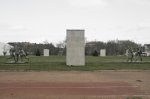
[8,42,62,56]
[8,40,142,56]
[86,40,141,56]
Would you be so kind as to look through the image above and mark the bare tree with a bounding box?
[56,40,66,55]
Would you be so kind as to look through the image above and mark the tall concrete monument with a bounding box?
[43,49,49,56]
[66,29,85,66]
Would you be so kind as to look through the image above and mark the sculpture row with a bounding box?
[6,48,29,63]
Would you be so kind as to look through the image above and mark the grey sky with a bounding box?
[0,0,150,44]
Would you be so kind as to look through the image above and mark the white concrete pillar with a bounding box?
[43,49,49,56]
[66,29,85,66]
[100,49,106,56]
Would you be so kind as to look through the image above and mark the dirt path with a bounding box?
[0,71,150,99]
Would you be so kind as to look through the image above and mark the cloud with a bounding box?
[67,0,108,8]
[132,0,150,5]
[131,23,150,32]
[136,27,150,31]
[0,24,27,31]
[10,25,25,31]
[0,24,11,30]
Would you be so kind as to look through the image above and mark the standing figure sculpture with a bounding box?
[15,47,20,62]
[134,47,142,62]
[8,48,16,62]
[19,48,29,62]
[126,47,133,62]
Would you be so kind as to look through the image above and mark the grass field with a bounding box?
[0,56,150,71]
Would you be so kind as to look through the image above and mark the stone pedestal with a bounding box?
[66,29,85,66]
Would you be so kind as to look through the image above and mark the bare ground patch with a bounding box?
[0,71,150,99]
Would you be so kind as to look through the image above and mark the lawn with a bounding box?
[0,56,150,71]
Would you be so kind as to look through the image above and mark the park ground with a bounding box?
[0,71,150,99]
[0,56,150,71]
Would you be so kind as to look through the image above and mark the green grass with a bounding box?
[0,56,150,71]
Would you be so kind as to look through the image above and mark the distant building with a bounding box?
[0,42,14,56]
[144,44,150,56]
[144,44,150,51]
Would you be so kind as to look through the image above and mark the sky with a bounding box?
[0,0,150,44]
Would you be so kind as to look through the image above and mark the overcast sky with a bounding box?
[0,0,150,44]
